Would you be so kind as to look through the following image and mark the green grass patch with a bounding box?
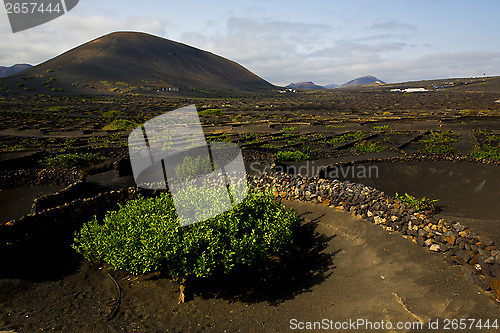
[174,155,213,179]
[328,131,366,144]
[243,132,258,139]
[276,150,311,162]
[421,143,455,154]
[354,140,384,153]
[420,130,458,144]
[103,119,137,131]
[41,153,106,169]
[372,124,391,130]
[470,144,500,160]
[199,108,225,117]
[280,126,296,132]
[419,130,458,154]
[46,105,68,112]
[206,133,232,142]
[261,143,279,149]
[103,110,124,118]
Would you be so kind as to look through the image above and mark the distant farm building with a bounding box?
[392,88,429,93]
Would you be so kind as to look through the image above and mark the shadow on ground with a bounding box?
[187,215,337,306]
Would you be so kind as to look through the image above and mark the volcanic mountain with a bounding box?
[0,64,32,77]
[285,82,325,90]
[5,32,275,94]
[339,75,385,88]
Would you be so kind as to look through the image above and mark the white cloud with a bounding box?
[367,19,417,31]
[178,17,500,86]
[0,13,167,65]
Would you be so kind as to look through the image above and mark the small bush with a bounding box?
[174,155,212,179]
[103,110,123,118]
[328,131,365,144]
[420,130,458,144]
[280,126,296,132]
[103,119,137,131]
[354,140,384,153]
[199,108,224,117]
[72,190,297,281]
[373,125,391,130]
[41,153,106,169]
[276,151,311,162]
[470,144,500,160]
[395,193,438,212]
[422,143,455,154]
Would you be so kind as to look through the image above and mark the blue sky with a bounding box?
[1,0,499,85]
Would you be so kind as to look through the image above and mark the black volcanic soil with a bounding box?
[1,83,500,331]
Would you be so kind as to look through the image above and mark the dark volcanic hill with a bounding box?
[0,64,32,77]
[5,32,275,94]
[339,75,385,88]
[285,82,325,90]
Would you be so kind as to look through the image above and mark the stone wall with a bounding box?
[250,171,500,303]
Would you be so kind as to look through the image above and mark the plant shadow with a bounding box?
[187,215,337,306]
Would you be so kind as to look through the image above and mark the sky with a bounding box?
[1,0,500,86]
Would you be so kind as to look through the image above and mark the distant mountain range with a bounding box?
[338,75,385,88]
[0,64,32,77]
[285,82,325,90]
[3,32,274,94]
[285,76,385,90]
[4,39,385,95]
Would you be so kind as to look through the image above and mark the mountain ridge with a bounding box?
[0,64,32,77]
[4,32,275,94]
[338,75,385,88]
[285,81,325,90]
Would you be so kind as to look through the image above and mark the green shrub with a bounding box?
[280,126,296,132]
[422,143,455,154]
[206,133,231,142]
[373,125,391,130]
[174,155,213,179]
[261,143,279,149]
[46,105,68,112]
[72,190,297,281]
[199,108,224,117]
[328,131,366,144]
[103,110,123,118]
[420,130,458,144]
[103,119,137,131]
[41,153,106,169]
[354,140,384,153]
[276,151,311,162]
[470,144,500,160]
[395,193,438,212]
[243,132,258,139]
